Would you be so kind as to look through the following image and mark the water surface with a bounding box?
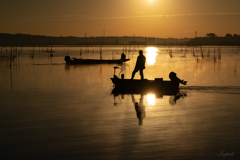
[1,46,240,159]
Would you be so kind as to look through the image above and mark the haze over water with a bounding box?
[1,45,240,159]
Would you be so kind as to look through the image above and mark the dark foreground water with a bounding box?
[1,46,240,159]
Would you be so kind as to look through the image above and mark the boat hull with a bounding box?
[110,77,179,95]
[65,56,130,65]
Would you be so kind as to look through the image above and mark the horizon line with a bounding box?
[0,32,195,39]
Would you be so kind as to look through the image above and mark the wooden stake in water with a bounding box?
[80,47,82,57]
[169,48,172,58]
[11,46,12,58]
[214,48,216,61]
[100,43,102,60]
[218,46,221,59]
[200,46,204,58]
[192,45,195,57]
[207,47,210,57]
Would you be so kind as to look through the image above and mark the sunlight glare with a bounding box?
[146,47,158,66]
[147,94,155,106]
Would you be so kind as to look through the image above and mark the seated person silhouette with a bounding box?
[169,72,187,88]
[121,52,126,61]
[131,50,146,80]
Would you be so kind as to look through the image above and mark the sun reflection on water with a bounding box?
[146,47,158,66]
[147,94,155,108]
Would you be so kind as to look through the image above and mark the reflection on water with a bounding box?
[169,92,187,106]
[1,46,240,159]
[132,94,146,125]
[112,90,187,126]
[145,47,158,65]
[147,94,155,106]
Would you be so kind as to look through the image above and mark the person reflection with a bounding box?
[132,94,146,125]
[169,92,187,106]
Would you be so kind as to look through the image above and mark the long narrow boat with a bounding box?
[65,56,130,65]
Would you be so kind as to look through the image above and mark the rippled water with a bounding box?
[1,46,240,159]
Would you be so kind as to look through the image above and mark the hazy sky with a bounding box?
[1,0,240,38]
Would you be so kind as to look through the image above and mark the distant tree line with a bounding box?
[0,33,190,46]
[187,33,240,46]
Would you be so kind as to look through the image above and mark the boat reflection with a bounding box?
[111,85,182,98]
[146,47,158,66]
[112,87,186,103]
[111,88,187,125]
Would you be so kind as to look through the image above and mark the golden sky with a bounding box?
[1,0,240,38]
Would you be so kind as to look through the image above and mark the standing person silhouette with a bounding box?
[131,50,146,80]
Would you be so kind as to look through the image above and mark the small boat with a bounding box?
[65,56,130,65]
[110,67,187,95]
[111,76,180,95]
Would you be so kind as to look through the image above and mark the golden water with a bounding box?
[1,46,240,159]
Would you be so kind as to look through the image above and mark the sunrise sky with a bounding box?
[1,0,240,38]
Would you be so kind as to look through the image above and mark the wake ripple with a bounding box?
[179,86,240,94]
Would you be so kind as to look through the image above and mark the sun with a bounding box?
[148,0,154,3]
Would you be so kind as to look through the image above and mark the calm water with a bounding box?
[1,46,240,160]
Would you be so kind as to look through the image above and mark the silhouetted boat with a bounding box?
[111,76,180,95]
[64,56,130,65]
[110,67,187,95]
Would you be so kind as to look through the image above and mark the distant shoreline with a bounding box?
[0,33,190,46]
[1,33,240,47]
